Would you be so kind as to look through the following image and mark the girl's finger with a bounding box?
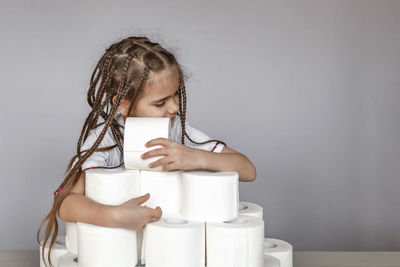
[131,193,150,205]
[150,207,162,220]
[149,156,172,169]
[141,147,169,159]
[163,162,179,172]
[145,138,172,148]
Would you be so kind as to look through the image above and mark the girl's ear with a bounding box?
[112,95,131,118]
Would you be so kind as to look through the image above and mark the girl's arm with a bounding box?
[197,146,257,182]
[58,172,119,227]
[58,172,162,230]
[142,139,257,182]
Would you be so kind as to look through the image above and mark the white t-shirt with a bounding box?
[77,111,225,170]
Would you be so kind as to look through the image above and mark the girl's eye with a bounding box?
[155,102,165,107]
[175,90,179,95]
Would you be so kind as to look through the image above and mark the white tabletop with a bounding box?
[2,250,400,267]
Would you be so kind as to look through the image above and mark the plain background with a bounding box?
[0,0,399,251]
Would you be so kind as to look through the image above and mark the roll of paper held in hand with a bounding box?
[124,117,170,171]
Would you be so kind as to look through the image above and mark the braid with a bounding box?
[126,65,150,117]
[77,52,117,158]
[178,71,226,151]
[77,68,115,158]
[109,123,124,155]
[179,74,186,145]
[60,52,135,192]
[87,51,115,108]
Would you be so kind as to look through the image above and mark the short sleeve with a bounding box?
[78,129,109,170]
[181,121,225,153]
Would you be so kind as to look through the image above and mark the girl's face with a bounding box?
[115,66,180,125]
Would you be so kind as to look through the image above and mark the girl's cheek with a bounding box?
[174,95,180,104]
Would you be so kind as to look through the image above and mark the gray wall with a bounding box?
[1,0,399,250]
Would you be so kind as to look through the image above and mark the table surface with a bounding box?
[2,250,400,267]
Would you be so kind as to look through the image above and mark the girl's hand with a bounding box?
[141,138,202,171]
[114,193,162,231]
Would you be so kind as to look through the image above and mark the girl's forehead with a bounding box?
[141,67,179,99]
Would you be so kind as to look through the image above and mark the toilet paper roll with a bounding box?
[85,168,140,205]
[124,117,170,151]
[124,151,164,171]
[264,238,293,267]
[65,222,78,255]
[124,117,170,171]
[206,216,264,267]
[137,229,144,264]
[264,254,280,267]
[181,171,239,222]
[39,235,68,267]
[239,201,263,219]
[77,222,138,267]
[144,217,205,267]
[140,170,182,216]
[58,253,78,267]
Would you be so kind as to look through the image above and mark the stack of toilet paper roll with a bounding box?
[141,171,241,266]
[79,168,141,267]
[55,117,294,267]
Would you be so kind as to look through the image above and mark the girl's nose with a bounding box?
[168,98,179,115]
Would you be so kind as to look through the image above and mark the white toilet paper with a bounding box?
[206,216,264,267]
[181,171,239,222]
[264,254,281,267]
[124,117,170,171]
[140,170,182,216]
[65,222,78,255]
[137,229,144,264]
[39,235,68,267]
[58,253,78,267]
[263,238,293,267]
[239,201,263,219]
[85,168,140,205]
[77,222,138,267]
[124,151,165,171]
[144,217,205,267]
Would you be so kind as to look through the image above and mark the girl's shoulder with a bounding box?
[81,112,124,150]
[171,115,225,152]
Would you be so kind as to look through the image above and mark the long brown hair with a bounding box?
[37,36,226,267]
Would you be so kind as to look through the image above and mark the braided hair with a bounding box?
[36,36,226,267]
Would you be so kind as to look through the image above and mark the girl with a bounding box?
[37,36,256,267]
